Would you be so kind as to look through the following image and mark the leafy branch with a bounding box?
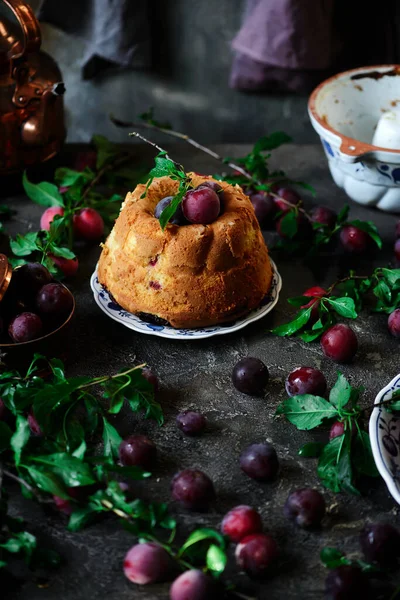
[272,266,400,341]
[129,132,192,230]
[276,373,379,494]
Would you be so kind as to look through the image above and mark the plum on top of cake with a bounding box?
[98,173,273,328]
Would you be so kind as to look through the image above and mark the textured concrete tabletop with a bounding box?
[4,143,400,600]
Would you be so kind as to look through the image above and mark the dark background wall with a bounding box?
[27,0,314,145]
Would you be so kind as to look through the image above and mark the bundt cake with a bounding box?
[98,173,273,328]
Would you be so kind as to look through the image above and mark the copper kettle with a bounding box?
[0,0,66,175]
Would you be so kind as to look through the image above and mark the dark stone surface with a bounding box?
[3,143,400,600]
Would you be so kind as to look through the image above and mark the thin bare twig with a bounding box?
[113,115,254,181]
[113,115,311,219]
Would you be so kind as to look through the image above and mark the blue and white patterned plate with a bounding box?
[370,375,400,505]
[90,260,282,340]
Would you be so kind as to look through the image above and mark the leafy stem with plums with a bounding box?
[272,266,400,346]
[277,372,381,495]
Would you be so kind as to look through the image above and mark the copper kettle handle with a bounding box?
[3,0,41,59]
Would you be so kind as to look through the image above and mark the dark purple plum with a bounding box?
[235,533,278,577]
[142,367,159,392]
[119,435,157,470]
[176,411,206,436]
[325,565,368,600]
[154,196,186,226]
[284,488,326,528]
[123,542,174,584]
[13,262,52,295]
[320,324,358,363]
[359,522,400,567]
[197,181,223,194]
[240,442,279,481]
[274,187,301,213]
[53,495,72,515]
[329,421,345,440]
[8,312,43,343]
[221,505,262,542]
[36,283,74,319]
[28,410,42,436]
[301,286,327,324]
[285,367,327,397]
[388,309,400,338]
[310,206,337,229]
[249,192,276,227]
[182,187,220,224]
[339,225,370,254]
[170,569,217,600]
[232,357,269,396]
[171,469,215,510]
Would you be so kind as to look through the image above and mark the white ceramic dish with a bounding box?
[369,373,400,505]
[308,64,400,212]
[90,260,282,340]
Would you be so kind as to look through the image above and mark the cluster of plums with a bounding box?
[250,186,375,254]
[154,181,223,226]
[1,262,74,344]
[40,205,104,277]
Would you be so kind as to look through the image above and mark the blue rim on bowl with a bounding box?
[369,373,400,505]
[90,259,282,340]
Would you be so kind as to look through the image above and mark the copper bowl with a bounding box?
[0,256,76,368]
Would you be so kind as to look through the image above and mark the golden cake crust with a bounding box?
[98,173,273,328]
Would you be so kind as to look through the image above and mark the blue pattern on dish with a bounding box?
[91,260,282,340]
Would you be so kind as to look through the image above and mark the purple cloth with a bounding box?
[230,0,394,93]
[230,0,335,92]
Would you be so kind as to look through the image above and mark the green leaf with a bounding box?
[11,415,30,465]
[33,378,90,431]
[24,466,68,498]
[49,245,76,260]
[278,210,298,238]
[0,532,37,561]
[329,373,352,410]
[337,205,350,224]
[271,306,312,337]
[29,453,96,487]
[298,442,325,457]
[320,547,349,569]
[158,194,184,230]
[68,504,104,532]
[206,544,227,575]
[276,394,338,430]
[346,219,382,249]
[102,418,122,459]
[373,280,392,303]
[325,297,357,319]
[0,421,12,453]
[179,528,226,556]
[287,295,310,307]
[23,172,64,207]
[124,370,164,425]
[317,431,359,495]
[380,268,400,288]
[10,232,39,257]
[352,430,379,477]
[54,167,94,187]
[100,463,151,479]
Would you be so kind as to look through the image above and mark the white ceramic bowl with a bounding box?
[308,65,400,213]
[370,373,400,504]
